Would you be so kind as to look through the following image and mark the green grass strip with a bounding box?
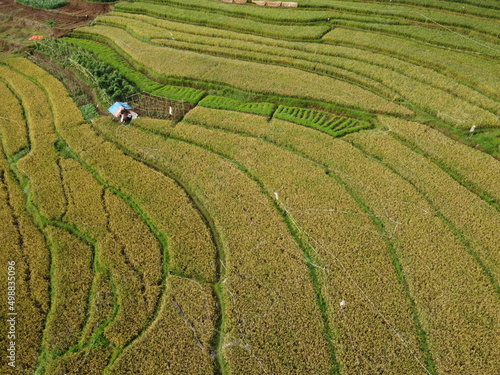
[199,95,275,116]
[274,105,373,137]
[179,117,438,374]
[118,122,341,374]
[63,37,205,103]
[90,123,228,374]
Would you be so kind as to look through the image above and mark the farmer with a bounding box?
[119,108,132,124]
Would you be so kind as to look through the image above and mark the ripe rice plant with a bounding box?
[42,225,93,354]
[27,54,218,281]
[378,116,500,206]
[61,122,217,283]
[113,1,331,40]
[98,11,498,118]
[184,106,274,138]
[323,28,500,99]
[101,190,163,347]
[302,0,500,35]
[75,25,411,115]
[136,116,431,373]
[0,81,28,156]
[346,130,500,288]
[59,156,108,241]
[0,147,50,371]
[0,63,67,220]
[107,276,217,374]
[332,21,500,58]
[198,95,275,116]
[93,118,334,374]
[274,105,372,136]
[93,13,498,127]
[10,57,220,371]
[183,106,500,374]
[308,0,500,16]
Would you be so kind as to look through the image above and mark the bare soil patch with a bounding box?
[0,0,110,40]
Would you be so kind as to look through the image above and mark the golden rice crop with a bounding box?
[59,150,211,367]
[2,57,215,371]
[61,121,217,283]
[98,13,498,126]
[60,158,108,239]
[100,11,499,117]
[323,28,500,99]
[182,106,500,374]
[263,124,500,374]
[77,25,412,116]
[95,14,394,100]
[17,58,211,356]
[93,119,333,374]
[53,157,162,352]
[378,116,500,205]
[101,190,162,347]
[43,347,112,375]
[17,56,217,283]
[42,225,93,354]
[136,117,429,373]
[0,80,29,157]
[4,57,86,130]
[0,147,49,372]
[306,0,500,32]
[346,130,500,285]
[107,275,216,374]
[335,20,500,57]
[114,1,330,40]
[0,63,67,220]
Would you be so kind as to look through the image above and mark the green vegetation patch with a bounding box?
[274,105,372,137]
[198,95,275,116]
[79,103,100,123]
[16,0,68,10]
[64,37,205,103]
[33,39,137,104]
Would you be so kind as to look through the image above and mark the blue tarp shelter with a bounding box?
[108,102,133,117]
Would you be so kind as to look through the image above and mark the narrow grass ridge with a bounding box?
[175,115,436,374]
[93,118,336,374]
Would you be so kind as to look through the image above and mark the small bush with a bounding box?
[16,0,68,10]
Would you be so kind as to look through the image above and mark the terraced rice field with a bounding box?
[0,0,499,374]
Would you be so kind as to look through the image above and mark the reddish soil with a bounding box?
[0,0,111,37]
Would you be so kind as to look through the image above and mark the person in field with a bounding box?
[119,108,132,124]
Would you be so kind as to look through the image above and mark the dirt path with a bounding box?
[0,0,110,37]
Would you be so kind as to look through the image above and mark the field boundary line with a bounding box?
[387,129,500,212]
[178,117,438,374]
[103,121,341,373]
[321,38,500,102]
[81,122,226,374]
[5,62,180,373]
[346,139,500,297]
[102,13,498,116]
